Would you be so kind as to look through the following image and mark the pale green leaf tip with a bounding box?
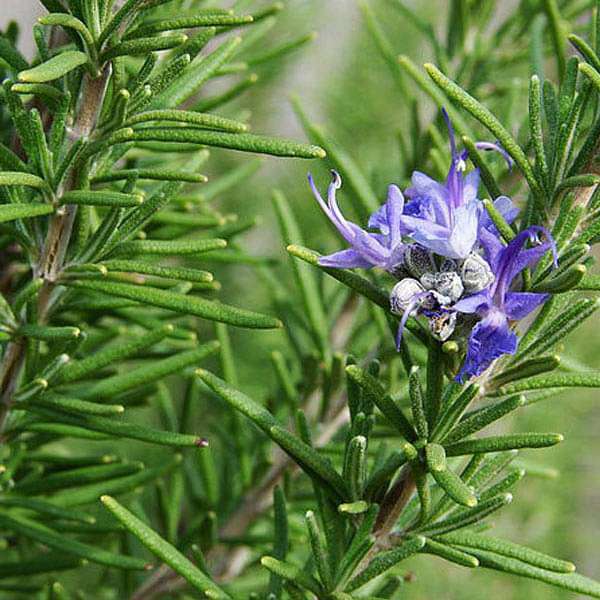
[442,340,459,353]
[260,556,273,567]
[466,495,478,508]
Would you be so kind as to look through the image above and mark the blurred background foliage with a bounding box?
[2,0,599,597]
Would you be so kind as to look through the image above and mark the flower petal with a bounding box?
[446,200,482,258]
[457,309,517,381]
[453,291,490,314]
[504,291,549,320]
[463,169,480,203]
[318,249,373,269]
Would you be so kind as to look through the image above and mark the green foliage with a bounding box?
[0,0,599,599]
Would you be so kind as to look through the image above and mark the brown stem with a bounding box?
[0,66,111,441]
[37,68,111,283]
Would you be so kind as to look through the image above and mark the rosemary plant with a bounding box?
[0,0,600,598]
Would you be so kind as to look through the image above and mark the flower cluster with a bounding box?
[308,111,556,381]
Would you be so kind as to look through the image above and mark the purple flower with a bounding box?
[308,170,406,272]
[400,110,513,260]
[453,226,557,381]
[399,110,483,259]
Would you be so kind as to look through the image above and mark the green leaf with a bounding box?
[195,368,279,433]
[455,547,600,598]
[437,531,574,573]
[344,435,367,501]
[0,555,82,578]
[59,324,172,383]
[305,510,332,590]
[18,50,89,83]
[64,280,282,329]
[98,0,144,45]
[345,365,416,441]
[28,405,207,447]
[494,371,600,395]
[542,0,567,77]
[14,461,144,495]
[272,425,349,500]
[127,14,253,38]
[0,171,49,190]
[20,421,111,440]
[491,356,561,388]
[0,203,54,223]
[113,238,226,256]
[261,556,323,596]
[578,274,600,290]
[424,63,541,197]
[93,168,208,184]
[425,443,477,507]
[409,366,428,439]
[268,486,289,597]
[124,109,248,133]
[444,396,525,443]
[431,383,479,442]
[569,33,600,73]
[60,190,144,207]
[0,35,29,71]
[151,36,241,108]
[196,369,348,500]
[421,537,479,568]
[77,342,219,399]
[444,433,563,456]
[102,34,187,61]
[0,511,147,570]
[193,73,258,112]
[51,456,181,507]
[347,536,426,591]
[516,298,599,359]
[528,75,550,189]
[18,324,80,341]
[101,495,230,599]
[0,496,93,524]
[420,494,513,536]
[578,61,600,93]
[25,392,125,416]
[111,127,326,159]
[531,264,587,293]
[478,468,525,501]
[364,445,415,500]
[101,260,213,283]
[38,13,95,50]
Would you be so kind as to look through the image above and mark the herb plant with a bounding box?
[0,1,600,599]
